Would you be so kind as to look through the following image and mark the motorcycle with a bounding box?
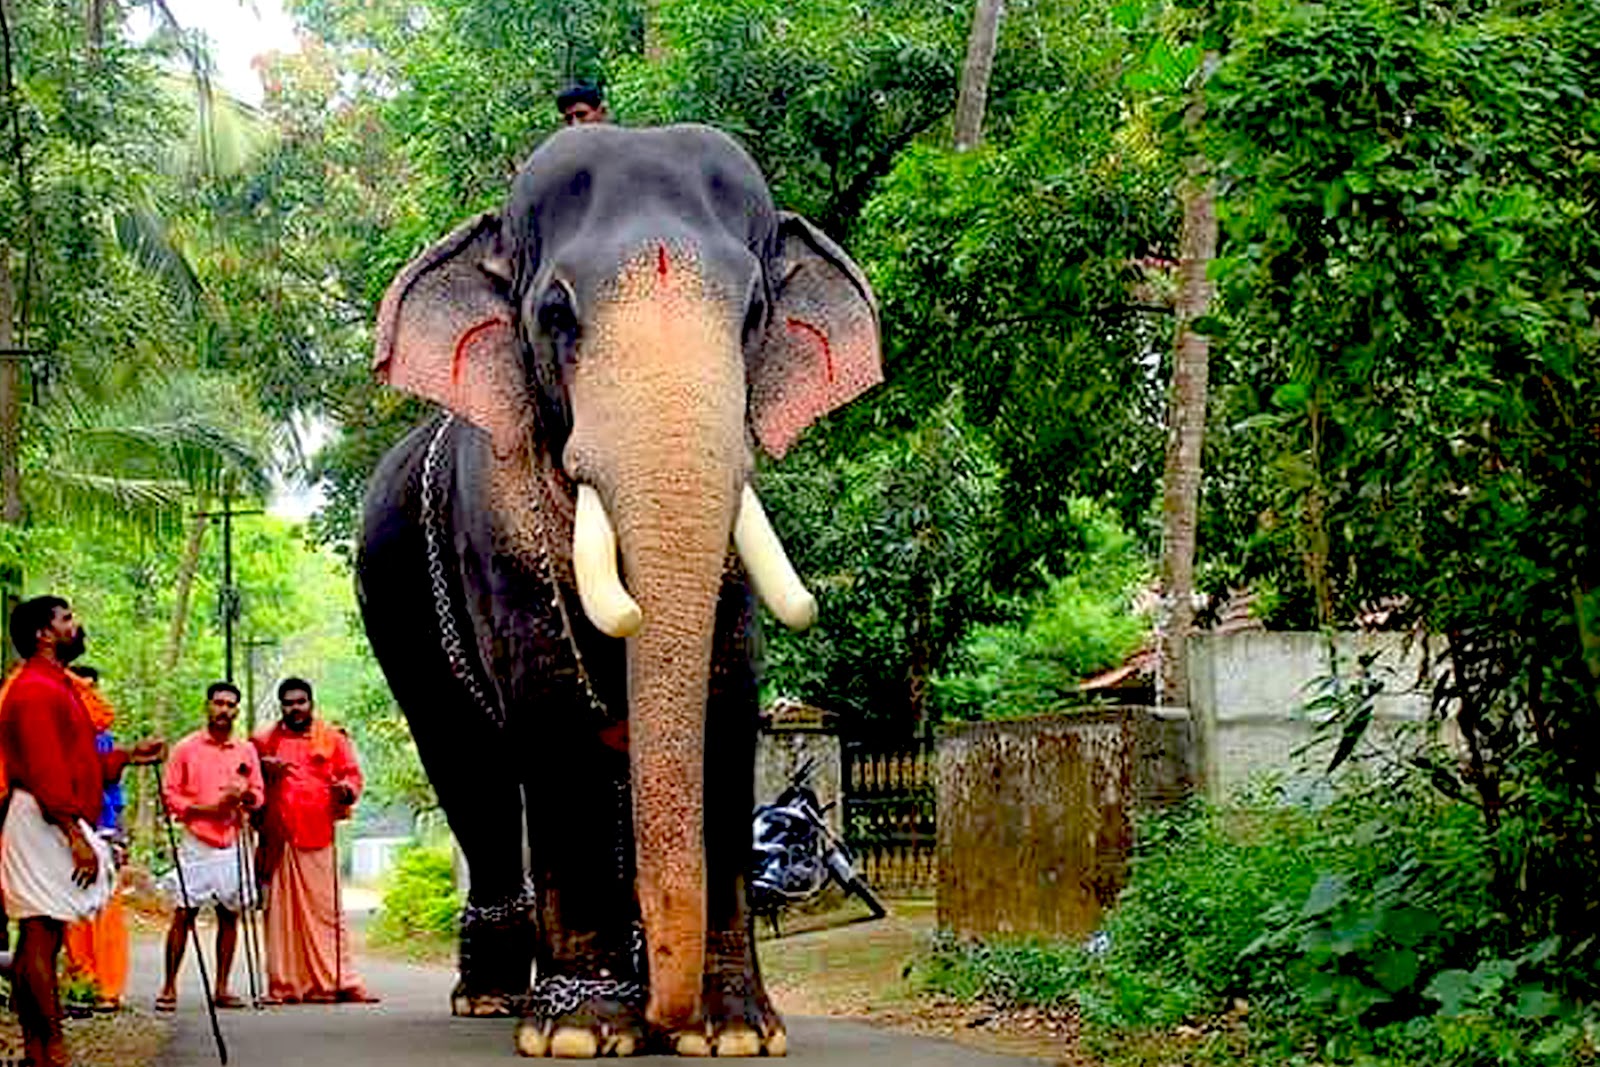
[749,758,886,935]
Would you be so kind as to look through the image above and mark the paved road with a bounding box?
[132,933,1041,1067]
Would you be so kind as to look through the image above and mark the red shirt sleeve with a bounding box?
[101,747,130,785]
[162,739,198,820]
[242,744,266,812]
[332,731,364,805]
[2,674,86,826]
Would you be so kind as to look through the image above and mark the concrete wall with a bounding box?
[936,709,1195,939]
[754,727,843,839]
[1187,630,1441,799]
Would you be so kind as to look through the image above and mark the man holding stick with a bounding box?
[0,596,163,1067]
[156,681,264,1012]
[254,677,377,1005]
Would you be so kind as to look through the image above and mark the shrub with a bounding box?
[368,842,460,949]
[916,786,1600,1065]
[932,498,1149,721]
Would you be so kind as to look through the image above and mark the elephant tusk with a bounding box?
[733,484,818,632]
[573,485,644,638]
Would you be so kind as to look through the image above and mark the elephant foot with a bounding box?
[659,983,784,1057]
[517,1019,641,1058]
[517,978,646,1059]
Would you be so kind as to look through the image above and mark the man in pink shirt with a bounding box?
[156,682,264,1011]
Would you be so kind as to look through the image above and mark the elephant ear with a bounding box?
[374,214,529,453]
[749,212,883,459]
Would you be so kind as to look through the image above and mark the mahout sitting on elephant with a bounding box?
[357,123,880,1057]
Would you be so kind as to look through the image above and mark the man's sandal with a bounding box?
[214,993,247,1009]
[154,994,177,1013]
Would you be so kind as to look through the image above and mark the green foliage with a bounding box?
[762,396,1003,734]
[368,842,461,950]
[918,787,1600,1065]
[1198,0,1600,975]
[933,499,1150,720]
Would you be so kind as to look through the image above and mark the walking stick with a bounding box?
[240,818,267,1007]
[332,822,343,1001]
[232,765,262,1008]
[232,818,260,1008]
[155,762,229,1065]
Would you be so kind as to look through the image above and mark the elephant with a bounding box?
[356,123,881,1058]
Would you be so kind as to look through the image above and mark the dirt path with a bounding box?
[759,898,1086,1065]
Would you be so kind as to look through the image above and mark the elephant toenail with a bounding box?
[674,1031,712,1057]
[713,1028,762,1057]
[516,1020,552,1057]
[551,1027,600,1058]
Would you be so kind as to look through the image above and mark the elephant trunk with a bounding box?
[562,246,748,1032]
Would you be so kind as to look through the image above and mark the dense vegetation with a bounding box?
[2,0,1595,1059]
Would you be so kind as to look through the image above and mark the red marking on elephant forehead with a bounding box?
[657,244,670,280]
[786,318,835,383]
[453,316,512,384]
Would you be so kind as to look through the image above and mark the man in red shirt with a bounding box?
[156,681,265,1012]
[0,596,163,1067]
[254,677,376,1004]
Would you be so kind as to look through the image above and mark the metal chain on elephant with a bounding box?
[527,974,645,1018]
[421,415,503,728]
[527,471,611,720]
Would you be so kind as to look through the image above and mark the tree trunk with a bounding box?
[1156,172,1217,709]
[156,510,209,731]
[953,0,1003,151]
[642,0,666,63]
[0,248,21,524]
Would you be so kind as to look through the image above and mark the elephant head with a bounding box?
[371,124,880,1034]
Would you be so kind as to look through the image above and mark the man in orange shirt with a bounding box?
[0,596,163,1067]
[156,682,264,1012]
[254,677,376,1004]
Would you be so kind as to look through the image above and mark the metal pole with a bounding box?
[245,644,254,737]
[232,764,261,1008]
[222,492,234,684]
[155,763,229,1064]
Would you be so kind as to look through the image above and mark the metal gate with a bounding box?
[843,738,937,892]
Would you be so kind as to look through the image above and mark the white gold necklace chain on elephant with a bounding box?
[420,415,610,725]
[421,416,503,728]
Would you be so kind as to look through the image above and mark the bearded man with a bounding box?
[0,596,163,1067]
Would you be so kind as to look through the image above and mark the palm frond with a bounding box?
[28,467,190,532]
[114,206,202,313]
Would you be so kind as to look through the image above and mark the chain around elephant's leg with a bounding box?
[515,927,646,1058]
[454,885,537,1018]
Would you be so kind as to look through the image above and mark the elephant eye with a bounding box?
[536,282,580,350]
[741,289,767,345]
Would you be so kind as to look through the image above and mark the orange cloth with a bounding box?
[252,721,361,851]
[63,892,129,1001]
[264,842,365,1001]
[162,731,265,850]
[67,675,116,732]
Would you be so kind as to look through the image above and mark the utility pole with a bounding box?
[242,636,278,734]
[193,491,264,683]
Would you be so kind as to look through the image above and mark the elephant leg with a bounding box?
[516,721,646,1058]
[361,424,536,1017]
[409,695,535,1017]
[697,580,785,1057]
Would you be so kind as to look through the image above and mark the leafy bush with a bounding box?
[932,498,1150,721]
[916,787,1599,1065]
[368,843,460,950]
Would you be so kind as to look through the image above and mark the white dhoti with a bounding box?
[0,789,115,922]
[162,829,254,911]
